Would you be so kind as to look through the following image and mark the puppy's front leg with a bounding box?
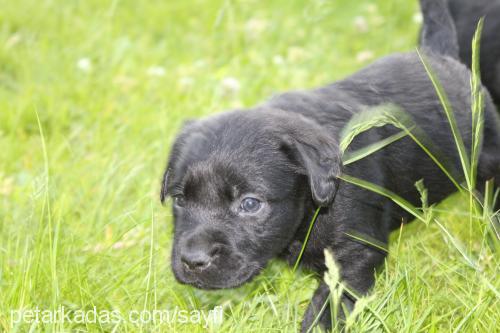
[301,281,332,332]
[301,243,386,332]
[302,282,357,332]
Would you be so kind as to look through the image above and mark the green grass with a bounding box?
[0,0,498,332]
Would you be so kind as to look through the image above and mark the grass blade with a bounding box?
[416,49,472,189]
[343,130,408,165]
[293,207,321,272]
[434,219,479,270]
[339,174,425,223]
[470,19,485,187]
[344,231,388,253]
[340,103,463,191]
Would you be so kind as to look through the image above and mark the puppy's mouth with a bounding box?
[172,254,263,289]
[189,264,261,289]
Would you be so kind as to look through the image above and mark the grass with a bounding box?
[0,0,498,332]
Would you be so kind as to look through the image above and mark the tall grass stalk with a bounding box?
[470,19,485,191]
[468,19,486,246]
[416,51,473,190]
[293,207,321,272]
[35,108,59,314]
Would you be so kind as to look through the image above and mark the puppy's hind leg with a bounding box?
[419,0,459,59]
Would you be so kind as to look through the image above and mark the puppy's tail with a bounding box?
[419,0,460,59]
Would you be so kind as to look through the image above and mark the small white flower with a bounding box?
[353,16,369,33]
[413,12,423,24]
[245,18,268,38]
[5,33,21,49]
[77,57,92,72]
[194,59,207,68]
[111,240,136,250]
[179,76,194,89]
[147,65,166,77]
[221,77,241,95]
[356,50,374,63]
[0,173,14,196]
[365,4,378,14]
[272,55,285,65]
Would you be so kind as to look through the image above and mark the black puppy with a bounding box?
[161,0,500,331]
[447,0,500,105]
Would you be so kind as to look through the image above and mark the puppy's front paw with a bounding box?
[301,305,331,332]
[301,281,357,332]
[301,282,332,332]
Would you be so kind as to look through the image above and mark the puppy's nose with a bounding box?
[181,242,221,271]
[181,250,212,271]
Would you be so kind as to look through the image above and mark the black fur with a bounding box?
[420,0,460,59]
[161,0,500,331]
[448,0,500,105]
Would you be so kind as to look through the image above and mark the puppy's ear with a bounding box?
[160,168,170,204]
[160,119,198,204]
[280,118,342,207]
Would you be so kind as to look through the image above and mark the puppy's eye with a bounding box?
[173,195,185,207]
[240,197,261,213]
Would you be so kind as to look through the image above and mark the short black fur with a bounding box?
[446,0,500,105]
[161,0,500,331]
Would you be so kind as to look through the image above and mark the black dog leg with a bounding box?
[301,239,386,332]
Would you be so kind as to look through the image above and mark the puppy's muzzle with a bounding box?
[179,229,224,272]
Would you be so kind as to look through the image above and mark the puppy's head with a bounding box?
[161,109,341,289]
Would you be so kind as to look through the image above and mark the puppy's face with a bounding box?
[161,109,341,289]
